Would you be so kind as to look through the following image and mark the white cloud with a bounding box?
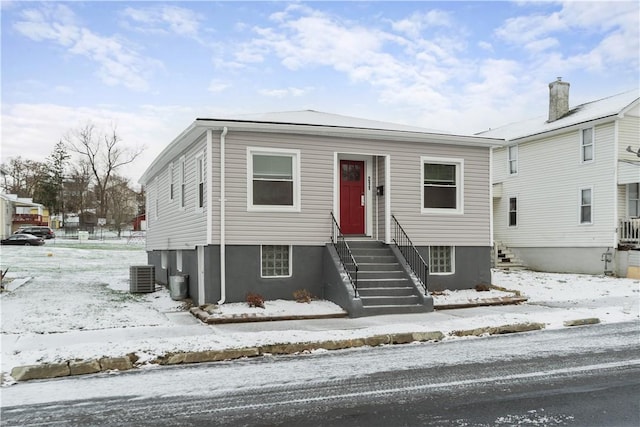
[207,79,230,93]
[495,12,566,45]
[525,37,559,52]
[478,41,493,52]
[259,87,312,98]
[495,1,639,68]
[235,4,469,115]
[13,5,161,91]
[121,5,203,40]
[390,10,452,38]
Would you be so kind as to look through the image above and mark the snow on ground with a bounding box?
[1,239,639,381]
[205,299,346,318]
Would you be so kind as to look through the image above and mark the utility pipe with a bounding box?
[218,127,228,305]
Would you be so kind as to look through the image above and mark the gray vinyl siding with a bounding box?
[222,131,490,246]
[146,134,210,250]
[493,122,617,248]
[391,145,491,246]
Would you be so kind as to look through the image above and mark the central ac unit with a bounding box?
[130,265,155,293]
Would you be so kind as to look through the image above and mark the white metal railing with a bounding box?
[619,218,640,246]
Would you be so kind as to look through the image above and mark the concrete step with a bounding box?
[350,248,394,257]
[357,278,411,288]
[346,240,386,249]
[357,270,407,280]
[361,295,420,306]
[357,287,417,297]
[356,263,403,271]
[495,263,526,271]
[352,255,398,263]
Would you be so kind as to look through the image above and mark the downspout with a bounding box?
[218,127,228,305]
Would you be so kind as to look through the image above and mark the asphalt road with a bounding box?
[1,321,639,426]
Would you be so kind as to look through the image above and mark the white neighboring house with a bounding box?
[480,79,640,277]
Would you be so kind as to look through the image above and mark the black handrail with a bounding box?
[330,212,359,297]
[391,214,428,294]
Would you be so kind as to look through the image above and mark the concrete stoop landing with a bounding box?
[347,240,432,316]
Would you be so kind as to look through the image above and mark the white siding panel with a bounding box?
[618,115,640,161]
[494,123,617,248]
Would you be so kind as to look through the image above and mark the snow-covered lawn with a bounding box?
[1,240,638,381]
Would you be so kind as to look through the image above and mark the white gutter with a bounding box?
[612,120,619,248]
[385,155,391,244]
[218,127,228,305]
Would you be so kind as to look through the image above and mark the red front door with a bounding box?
[340,160,365,235]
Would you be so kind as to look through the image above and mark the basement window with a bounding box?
[429,246,454,275]
[261,245,291,278]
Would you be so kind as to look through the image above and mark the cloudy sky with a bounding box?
[2,1,639,181]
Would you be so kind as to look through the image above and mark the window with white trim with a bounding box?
[421,157,463,214]
[429,246,454,274]
[179,156,186,209]
[581,128,594,163]
[261,245,291,277]
[195,154,204,210]
[509,197,517,227]
[580,187,593,224]
[508,145,518,175]
[248,148,300,211]
[169,163,174,201]
[628,183,639,217]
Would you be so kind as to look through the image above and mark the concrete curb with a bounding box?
[563,317,600,327]
[450,322,546,337]
[6,318,601,383]
[189,307,348,324]
[434,296,528,310]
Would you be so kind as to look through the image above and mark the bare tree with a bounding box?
[64,160,94,219]
[0,156,49,198]
[106,175,138,237]
[64,123,144,219]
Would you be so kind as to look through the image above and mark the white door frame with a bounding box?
[334,152,386,239]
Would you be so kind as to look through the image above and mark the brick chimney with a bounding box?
[548,77,570,122]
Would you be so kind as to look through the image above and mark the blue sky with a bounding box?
[2,1,639,180]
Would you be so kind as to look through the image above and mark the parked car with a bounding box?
[1,233,45,246]
[14,226,55,239]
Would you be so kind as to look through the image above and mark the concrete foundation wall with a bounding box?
[416,246,492,291]
[147,244,492,307]
[222,245,325,303]
[511,246,625,275]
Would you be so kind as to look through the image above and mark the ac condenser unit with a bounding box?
[130,265,155,293]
